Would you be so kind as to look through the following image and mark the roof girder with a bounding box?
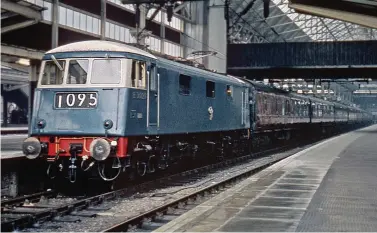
[1,0,42,20]
[228,0,377,43]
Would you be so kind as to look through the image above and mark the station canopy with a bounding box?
[227,0,377,110]
[228,0,377,43]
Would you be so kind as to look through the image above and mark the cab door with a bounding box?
[147,63,159,132]
[241,87,249,127]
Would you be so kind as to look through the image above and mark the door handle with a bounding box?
[154,93,158,97]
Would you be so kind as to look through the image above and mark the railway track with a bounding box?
[102,142,307,232]
[1,139,315,232]
[103,159,276,232]
[1,190,57,209]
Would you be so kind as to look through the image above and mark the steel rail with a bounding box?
[102,145,297,232]
[1,190,57,209]
[1,143,296,232]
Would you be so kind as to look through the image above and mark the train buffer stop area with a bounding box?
[154,124,377,232]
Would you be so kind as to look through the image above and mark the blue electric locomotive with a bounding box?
[22,40,252,182]
[22,40,373,183]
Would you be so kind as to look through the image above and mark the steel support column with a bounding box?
[28,61,39,134]
[202,0,210,68]
[321,83,325,98]
[2,85,9,127]
[161,8,166,53]
[101,0,106,40]
[136,4,147,46]
[313,79,318,95]
[51,0,59,48]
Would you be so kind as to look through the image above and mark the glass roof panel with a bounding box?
[228,0,377,43]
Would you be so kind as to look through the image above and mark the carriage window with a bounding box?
[318,105,323,117]
[179,74,191,95]
[150,68,156,91]
[226,85,233,97]
[91,59,121,84]
[67,59,88,84]
[285,100,290,116]
[206,81,215,98]
[41,60,65,85]
[131,60,146,89]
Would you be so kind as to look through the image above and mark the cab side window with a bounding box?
[131,60,146,89]
[150,65,156,91]
[206,81,215,98]
[226,85,233,98]
[179,74,191,95]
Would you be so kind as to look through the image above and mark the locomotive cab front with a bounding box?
[22,41,158,183]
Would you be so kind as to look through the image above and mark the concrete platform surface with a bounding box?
[1,151,25,159]
[1,134,27,159]
[1,126,28,131]
[154,124,377,232]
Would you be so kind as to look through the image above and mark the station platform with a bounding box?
[154,124,377,232]
[1,151,25,160]
[1,125,28,135]
[1,134,27,159]
[1,126,28,131]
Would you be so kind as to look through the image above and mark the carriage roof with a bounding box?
[249,81,360,110]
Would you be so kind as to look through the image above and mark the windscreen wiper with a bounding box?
[51,55,64,71]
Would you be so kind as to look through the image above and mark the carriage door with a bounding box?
[248,88,255,129]
[147,63,159,130]
[241,88,249,126]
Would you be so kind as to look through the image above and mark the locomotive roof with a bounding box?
[45,40,247,86]
[157,56,247,86]
[46,40,157,59]
[248,81,289,94]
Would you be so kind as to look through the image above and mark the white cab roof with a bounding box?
[46,40,157,59]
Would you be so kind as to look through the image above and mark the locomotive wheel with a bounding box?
[137,161,147,176]
[157,145,170,170]
[157,153,169,170]
[216,143,226,161]
[128,168,137,182]
[104,181,115,191]
[126,160,146,183]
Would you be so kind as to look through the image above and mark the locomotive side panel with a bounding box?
[156,61,249,135]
